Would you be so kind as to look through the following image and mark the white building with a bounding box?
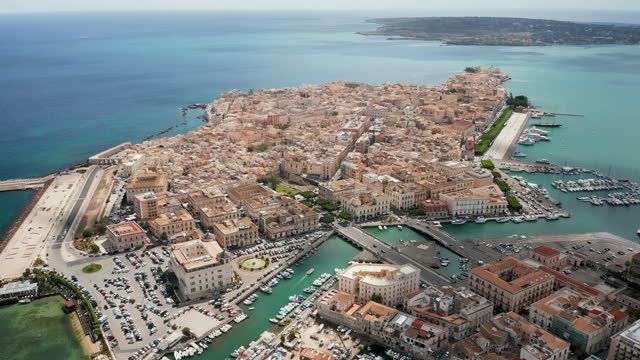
[608,319,640,360]
[340,192,390,221]
[338,263,420,307]
[169,240,233,300]
[439,184,508,216]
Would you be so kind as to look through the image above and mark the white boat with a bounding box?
[248,307,255,310]
[474,217,487,224]
[378,225,383,230]
[512,217,524,223]
[451,219,466,225]
[524,216,537,222]
[18,298,31,304]
[397,225,403,230]
[383,225,388,230]
[306,268,315,275]
[269,318,279,324]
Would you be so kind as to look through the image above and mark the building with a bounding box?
[418,200,449,218]
[436,161,472,177]
[531,246,564,270]
[529,287,628,355]
[439,184,508,217]
[104,221,149,251]
[318,179,367,203]
[452,312,570,360]
[407,286,493,340]
[608,319,640,360]
[227,183,273,205]
[133,192,158,221]
[469,256,555,312]
[340,192,390,221]
[198,201,240,229]
[169,240,233,300]
[258,203,319,240]
[187,188,226,209]
[0,280,38,300]
[629,252,640,277]
[125,173,168,202]
[243,194,295,220]
[149,209,196,239]
[212,217,259,249]
[338,263,420,306]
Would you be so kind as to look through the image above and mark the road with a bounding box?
[337,226,449,287]
[484,111,529,160]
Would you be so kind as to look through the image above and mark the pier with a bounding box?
[0,175,55,192]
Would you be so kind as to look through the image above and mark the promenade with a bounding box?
[484,111,530,160]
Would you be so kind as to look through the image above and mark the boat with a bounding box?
[637,229,640,240]
[269,318,279,324]
[18,298,31,304]
[545,214,560,220]
[535,159,551,164]
[432,221,442,228]
[243,299,253,305]
[248,307,255,310]
[303,286,317,293]
[397,225,403,230]
[383,225,387,230]
[231,346,246,358]
[532,122,562,127]
[518,138,535,145]
[474,217,487,224]
[451,219,466,225]
[511,217,524,223]
[378,225,383,230]
[260,287,273,294]
[306,268,315,275]
[524,216,537,222]
[496,217,510,223]
[288,295,306,303]
[513,151,527,158]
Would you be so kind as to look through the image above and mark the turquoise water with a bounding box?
[195,235,359,359]
[2,12,640,240]
[0,296,86,360]
[364,226,465,277]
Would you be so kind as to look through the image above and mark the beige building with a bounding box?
[259,203,319,240]
[125,173,168,202]
[212,217,259,249]
[436,161,472,177]
[169,240,233,300]
[198,201,240,229]
[338,263,420,307]
[149,209,196,239]
[318,179,368,203]
[187,188,226,209]
[469,256,554,312]
[417,176,474,200]
[608,319,640,360]
[440,184,508,217]
[104,221,148,251]
[227,183,273,205]
[243,194,295,220]
[340,192,390,221]
[133,192,158,221]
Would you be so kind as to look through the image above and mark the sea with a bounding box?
[2,9,640,359]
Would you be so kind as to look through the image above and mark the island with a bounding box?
[358,17,640,46]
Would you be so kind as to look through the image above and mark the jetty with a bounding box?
[0,175,55,192]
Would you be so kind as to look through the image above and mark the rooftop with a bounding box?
[107,221,145,236]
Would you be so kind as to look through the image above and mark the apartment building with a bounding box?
[529,288,628,355]
[104,221,149,251]
[198,201,240,229]
[384,182,428,210]
[418,200,449,218]
[318,179,368,203]
[212,217,259,249]
[149,209,196,239]
[169,240,233,300]
[243,194,295,220]
[340,192,390,221]
[608,319,640,360]
[417,176,474,200]
[187,188,226,209]
[531,246,564,270]
[258,203,319,240]
[338,263,420,307]
[436,161,472,177]
[407,286,493,340]
[133,192,158,221]
[440,184,508,217]
[125,173,168,202]
[469,256,555,312]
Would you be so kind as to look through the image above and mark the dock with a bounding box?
[0,175,55,192]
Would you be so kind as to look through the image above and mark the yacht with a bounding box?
[260,287,273,294]
[451,219,466,225]
[536,159,551,164]
[269,318,279,324]
[513,151,527,158]
[474,217,487,224]
[512,217,524,223]
[432,221,442,228]
[397,225,403,230]
[545,214,560,220]
[524,216,537,222]
[518,138,535,145]
[496,217,510,223]
[383,225,388,230]
[306,268,315,275]
[378,225,383,230]
[18,298,31,304]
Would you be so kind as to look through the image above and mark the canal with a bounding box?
[0,295,86,360]
[194,235,360,360]
[363,226,465,278]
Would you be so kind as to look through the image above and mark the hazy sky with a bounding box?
[3,0,640,13]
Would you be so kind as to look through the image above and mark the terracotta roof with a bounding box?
[533,246,560,257]
[539,266,602,297]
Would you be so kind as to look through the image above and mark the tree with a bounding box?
[94,223,107,235]
[299,191,316,199]
[408,208,426,216]
[160,232,168,241]
[182,327,192,338]
[90,244,100,253]
[246,146,254,152]
[82,227,95,238]
[480,159,495,170]
[319,215,335,224]
[370,293,383,304]
[22,268,31,278]
[338,212,353,220]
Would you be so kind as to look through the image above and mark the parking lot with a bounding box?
[67,230,330,360]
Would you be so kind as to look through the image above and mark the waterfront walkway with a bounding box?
[336,226,450,287]
[484,111,530,160]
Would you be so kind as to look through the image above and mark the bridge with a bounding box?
[336,226,450,287]
[0,175,55,192]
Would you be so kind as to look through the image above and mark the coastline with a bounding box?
[70,307,101,358]
[0,180,51,250]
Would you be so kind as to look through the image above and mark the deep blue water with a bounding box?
[2,10,640,241]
